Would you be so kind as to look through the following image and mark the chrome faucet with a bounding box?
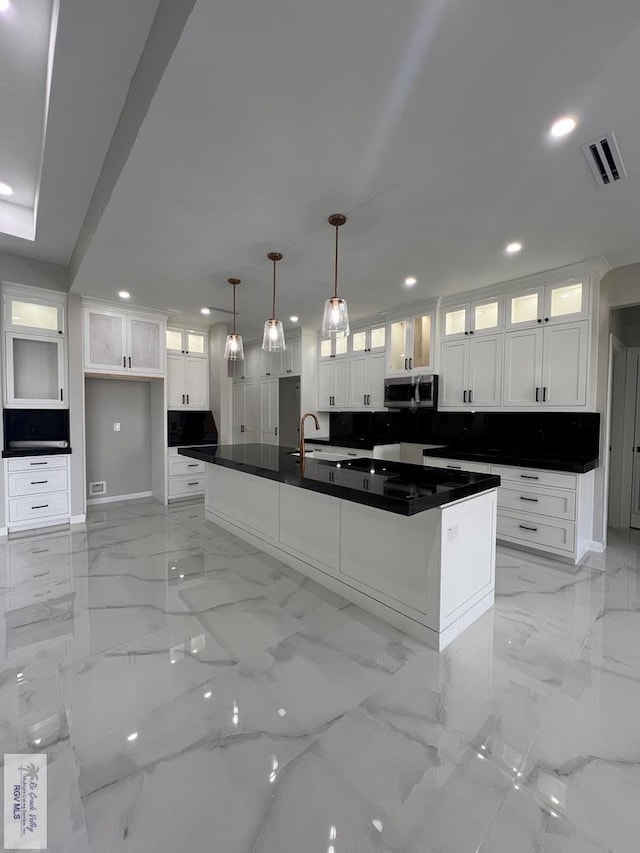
[299,412,320,473]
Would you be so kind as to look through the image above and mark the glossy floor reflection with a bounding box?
[0,499,639,852]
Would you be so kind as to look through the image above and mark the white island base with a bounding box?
[205,465,497,651]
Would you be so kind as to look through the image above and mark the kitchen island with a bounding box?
[179,444,500,649]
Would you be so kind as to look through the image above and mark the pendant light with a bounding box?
[224,278,244,360]
[321,213,350,337]
[262,252,286,352]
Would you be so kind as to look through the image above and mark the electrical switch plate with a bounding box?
[447,524,458,541]
[113,422,120,432]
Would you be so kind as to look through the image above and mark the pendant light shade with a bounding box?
[262,252,286,352]
[224,278,244,361]
[321,214,350,337]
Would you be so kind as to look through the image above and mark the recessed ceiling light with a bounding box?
[404,276,417,287]
[118,290,130,299]
[289,315,299,323]
[201,307,211,315]
[505,242,522,255]
[0,181,13,195]
[0,1,11,14]
[550,116,577,138]
[127,732,138,742]
[204,690,212,699]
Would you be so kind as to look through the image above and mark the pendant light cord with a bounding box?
[232,282,236,335]
[272,257,276,320]
[334,223,339,300]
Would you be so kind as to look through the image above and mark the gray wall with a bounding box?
[85,378,151,499]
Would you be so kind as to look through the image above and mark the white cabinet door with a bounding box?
[128,316,163,375]
[84,307,127,370]
[185,357,209,408]
[468,334,502,408]
[440,340,467,408]
[281,336,301,375]
[350,355,368,408]
[166,355,186,408]
[5,333,66,408]
[318,361,334,409]
[184,330,207,357]
[245,381,260,442]
[368,352,387,408]
[542,321,587,406]
[334,358,350,408]
[503,328,543,406]
[245,345,261,380]
[259,348,281,378]
[543,280,589,325]
[233,384,247,443]
[5,292,65,336]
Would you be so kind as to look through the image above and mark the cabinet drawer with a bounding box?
[8,491,69,523]
[497,512,575,553]
[423,456,491,474]
[491,464,577,490]
[169,456,205,477]
[8,468,68,497]
[7,455,69,473]
[168,475,204,497]
[497,484,576,521]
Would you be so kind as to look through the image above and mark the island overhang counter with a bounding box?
[179,443,500,650]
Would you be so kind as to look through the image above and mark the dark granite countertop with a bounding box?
[179,443,500,516]
[422,446,598,474]
[2,447,72,458]
[304,438,398,450]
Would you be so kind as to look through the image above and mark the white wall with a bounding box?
[209,322,232,442]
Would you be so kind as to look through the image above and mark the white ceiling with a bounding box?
[7,0,640,337]
[0,0,159,259]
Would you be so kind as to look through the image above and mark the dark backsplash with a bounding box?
[330,410,600,459]
[3,408,70,448]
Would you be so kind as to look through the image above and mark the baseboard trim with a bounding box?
[87,491,152,506]
[589,540,605,553]
[70,514,86,525]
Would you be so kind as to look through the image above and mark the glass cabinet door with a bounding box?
[369,325,386,350]
[545,281,587,323]
[5,295,64,335]
[507,289,541,328]
[444,306,468,338]
[6,334,65,407]
[412,314,432,370]
[351,330,367,353]
[389,320,409,371]
[472,299,500,333]
[185,331,207,357]
[166,328,183,353]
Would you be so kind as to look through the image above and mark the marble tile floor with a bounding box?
[0,499,639,852]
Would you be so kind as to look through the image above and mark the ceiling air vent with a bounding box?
[582,132,627,187]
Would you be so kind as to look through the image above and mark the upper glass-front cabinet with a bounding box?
[166,328,207,357]
[443,298,501,339]
[351,324,386,354]
[319,335,348,359]
[506,280,588,329]
[388,313,433,373]
[5,333,66,408]
[4,292,65,336]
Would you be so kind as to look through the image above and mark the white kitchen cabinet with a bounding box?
[440,335,502,409]
[503,321,587,408]
[318,358,350,410]
[259,348,282,378]
[83,305,165,376]
[319,334,348,360]
[387,312,433,374]
[3,288,66,336]
[167,447,205,501]
[506,279,589,330]
[423,456,492,474]
[233,380,259,443]
[443,297,502,340]
[232,344,261,382]
[260,378,279,444]
[167,354,209,409]
[349,351,387,409]
[4,333,67,408]
[4,454,71,532]
[280,335,302,375]
[166,327,207,358]
[350,324,386,355]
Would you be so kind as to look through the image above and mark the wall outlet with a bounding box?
[113,422,120,432]
[89,481,106,496]
[447,524,458,542]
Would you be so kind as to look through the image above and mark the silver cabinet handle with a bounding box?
[519,524,538,532]
[519,496,539,502]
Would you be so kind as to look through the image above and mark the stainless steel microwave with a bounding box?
[384,375,438,409]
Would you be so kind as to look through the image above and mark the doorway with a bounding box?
[278,376,300,448]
